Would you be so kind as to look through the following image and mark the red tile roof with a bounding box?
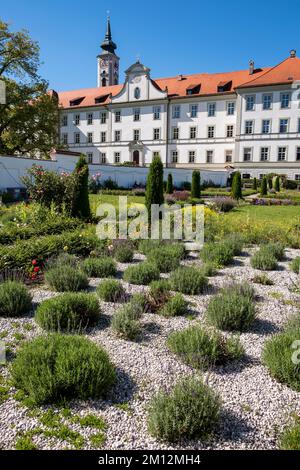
[57,55,300,109]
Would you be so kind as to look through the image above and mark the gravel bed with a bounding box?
[0,248,300,450]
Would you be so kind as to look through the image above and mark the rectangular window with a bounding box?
[260,147,269,161]
[298,118,300,133]
[74,132,80,144]
[153,128,161,140]
[226,125,234,138]
[114,152,121,164]
[172,127,179,139]
[61,133,68,145]
[172,151,178,163]
[295,174,300,181]
[87,152,93,164]
[173,105,181,119]
[262,119,271,134]
[153,151,160,158]
[115,111,121,123]
[87,113,93,125]
[297,147,300,161]
[87,132,93,144]
[74,114,80,125]
[133,108,140,121]
[153,106,161,120]
[245,120,254,134]
[263,94,272,110]
[278,147,287,161]
[101,153,106,164]
[207,102,216,117]
[280,93,290,109]
[101,131,106,143]
[190,104,198,118]
[101,112,107,124]
[115,130,121,142]
[207,126,215,138]
[279,119,289,133]
[243,147,252,161]
[227,102,235,115]
[190,127,197,139]
[225,150,232,163]
[246,95,255,111]
[133,129,140,141]
[188,151,195,163]
[206,150,213,163]
[62,115,68,127]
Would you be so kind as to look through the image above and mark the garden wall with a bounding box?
[0,154,229,190]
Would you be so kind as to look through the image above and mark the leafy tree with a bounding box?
[0,20,60,157]
[260,176,268,196]
[145,155,164,221]
[191,171,201,198]
[231,172,242,200]
[253,177,258,191]
[275,176,280,192]
[166,173,173,194]
[72,155,91,220]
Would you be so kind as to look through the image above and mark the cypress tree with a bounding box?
[253,177,258,191]
[72,154,91,219]
[275,176,280,192]
[260,176,268,196]
[191,171,201,198]
[145,155,164,221]
[231,172,242,200]
[268,176,273,190]
[166,173,174,194]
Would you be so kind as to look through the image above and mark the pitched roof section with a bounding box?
[58,55,300,109]
[237,56,300,88]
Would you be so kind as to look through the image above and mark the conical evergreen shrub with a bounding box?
[231,172,242,200]
[166,174,174,194]
[191,171,201,198]
[260,176,268,196]
[145,155,164,221]
[72,155,91,219]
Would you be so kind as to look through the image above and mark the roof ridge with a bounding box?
[237,56,292,87]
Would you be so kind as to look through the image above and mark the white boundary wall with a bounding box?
[0,154,228,190]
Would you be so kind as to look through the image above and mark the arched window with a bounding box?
[102,77,107,87]
[134,87,141,99]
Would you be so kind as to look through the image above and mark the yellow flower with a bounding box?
[63,245,69,252]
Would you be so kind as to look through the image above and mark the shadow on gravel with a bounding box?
[217,408,255,442]
[142,322,162,341]
[109,367,137,405]
[251,318,281,335]
[214,355,254,375]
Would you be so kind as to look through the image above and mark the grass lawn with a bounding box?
[90,194,145,216]
[224,204,300,225]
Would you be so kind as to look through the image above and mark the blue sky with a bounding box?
[2,0,300,91]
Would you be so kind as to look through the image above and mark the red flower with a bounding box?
[33,267,40,273]
[32,260,37,265]
[31,273,37,279]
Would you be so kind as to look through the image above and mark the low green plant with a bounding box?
[111,306,141,341]
[0,281,32,317]
[147,377,220,442]
[73,414,106,430]
[252,273,274,286]
[200,241,234,266]
[45,253,78,270]
[200,262,218,277]
[206,283,256,331]
[138,239,161,255]
[262,328,300,392]
[15,435,37,450]
[114,245,134,263]
[45,266,89,292]
[147,280,170,312]
[43,424,84,449]
[160,293,188,317]
[97,279,125,302]
[169,266,208,295]
[250,249,278,271]
[11,334,116,405]
[130,293,148,313]
[90,432,106,448]
[167,325,243,369]
[35,293,101,332]
[261,242,285,261]
[285,313,300,331]
[280,416,300,450]
[147,245,183,273]
[290,257,300,274]
[124,262,160,285]
[81,257,116,278]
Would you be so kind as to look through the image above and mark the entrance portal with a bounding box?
[133,150,140,166]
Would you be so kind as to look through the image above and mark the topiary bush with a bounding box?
[200,241,234,266]
[0,281,32,317]
[145,155,164,222]
[170,266,208,295]
[97,279,125,302]
[206,283,256,331]
[263,328,300,392]
[167,325,243,369]
[160,293,188,317]
[45,266,89,292]
[290,256,300,274]
[250,249,278,271]
[260,176,268,196]
[35,292,101,332]
[191,171,201,199]
[124,262,160,285]
[147,377,220,442]
[166,174,174,194]
[11,334,116,405]
[81,257,116,278]
[231,172,242,200]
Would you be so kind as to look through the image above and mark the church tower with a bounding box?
[97,16,119,87]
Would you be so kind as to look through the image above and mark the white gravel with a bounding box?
[0,248,300,450]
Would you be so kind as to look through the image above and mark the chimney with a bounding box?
[249,60,255,75]
[290,49,297,58]
[177,74,184,81]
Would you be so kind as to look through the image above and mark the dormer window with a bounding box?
[186,84,201,95]
[217,80,232,92]
[69,97,85,107]
[134,87,141,99]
